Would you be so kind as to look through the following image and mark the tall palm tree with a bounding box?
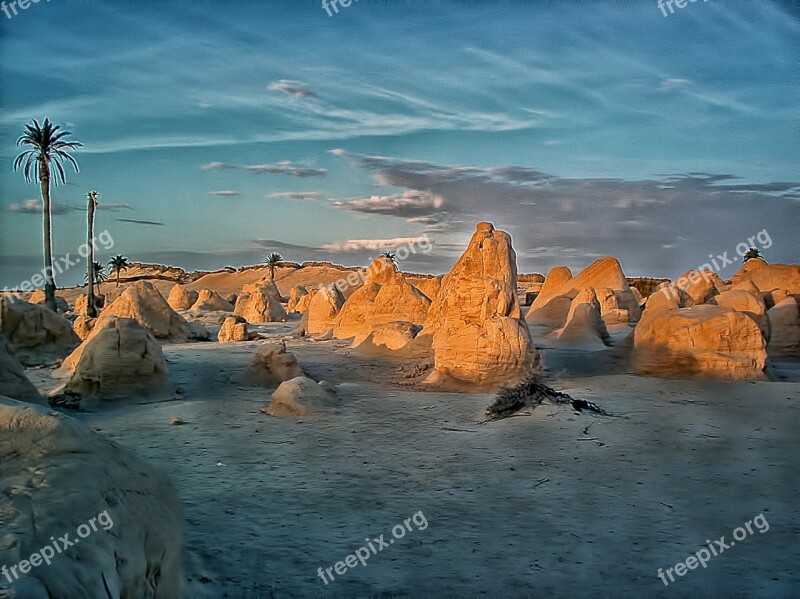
[13,118,82,311]
[264,252,283,282]
[85,261,107,286]
[85,191,99,317]
[108,255,130,287]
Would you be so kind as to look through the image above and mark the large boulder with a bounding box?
[672,269,725,306]
[237,342,304,387]
[0,334,43,404]
[0,297,80,366]
[0,397,184,597]
[234,284,287,323]
[95,281,202,342]
[333,257,431,344]
[167,285,198,311]
[633,305,767,379]
[306,285,345,335]
[58,317,169,403]
[217,316,250,343]
[265,376,337,417]
[711,288,769,338]
[190,288,234,312]
[731,259,800,298]
[422,222,536,387]
[555,288,611,349]
[766,298,799,359]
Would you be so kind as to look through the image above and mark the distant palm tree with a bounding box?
[85,261,107,285]
[381,251,397,266]
[264,252,283,282]
[743,248,763,262]
[108,255,130,287]
[13,118,82,311]
[85,191,99,317]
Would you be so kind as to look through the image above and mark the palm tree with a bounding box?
[743,248,763,262]
[85,191,99,317]
[264,252,283,282]
[13,118,82,311]
[85,261,107,285]
[380,251,397,266]
[108,255,130,287]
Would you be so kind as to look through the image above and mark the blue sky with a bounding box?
[1,0,797,288]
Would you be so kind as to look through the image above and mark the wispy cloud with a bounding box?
[268,191,322,200]
[268,79,318,99]
[334,190,444,217]
[116,218,165,226]
[322,236,431,252]
[210,190,242,197]
[7,199,76,215]
[201,161,326,177]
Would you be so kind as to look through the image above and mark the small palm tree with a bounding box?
[743,248,763,262]
[13,118,82,311]
[108,255,130,287]
[85,191,99,317]
[380,251,397,266]
[85,261,107,285]
[264,252,283,282]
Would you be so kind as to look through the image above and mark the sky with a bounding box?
[0,0,798,288]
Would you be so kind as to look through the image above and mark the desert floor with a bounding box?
[27,322,800,598]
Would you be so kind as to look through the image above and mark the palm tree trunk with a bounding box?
[86,197,97,317]
[39,160,56,312]
[116,269,120,287]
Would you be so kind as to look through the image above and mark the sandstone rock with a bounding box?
[287,285,309,313]
[596,287,629,326]
[225,292,238,306]
[556,288,611,349]
[73,293,105,316]
[766,298,800,359]
[72,314,96,340]
[167,285,199,311]
[265,376,337,416]
[218,316,249,342]
[423,222,536,386]
[633,305,767,379]
[0,335,43,404]
[234,284,287,323]
[731,259,800,297]
[362,321,422,350]
[29,289,70,312]
[238,342,304,387]
[672,269,725,305]
[525,295,573,329]
[190,288,234,312]
[630,286,644,306]
[61,317,169,403]
[306,285,345,335]
[0,396,183,597]
[415,276,443,301]
[0,297,80,366]
[529,266,573,311]
[293,289,316,315]
[712,288,769,338]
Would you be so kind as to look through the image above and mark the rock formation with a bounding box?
[94,281,204,342]
[633,305,767,379]
[72,314,96,340]
[306,285,345,335]
[414,276,443,301]
[167,284,199,311]
[0,297,80,366]
[731,259,800,298]
[422,222,536,387]
[287,285,310,313]
[556,288,611,349]
[0,334,43,404]
[190,288,234,312]
[234,283,287,323]
[218,316,250,342]
[73,293,104,316]
[265,376,337,416]
[237,342,304,387]
[0,396,184,597]
[766,298,799,359]
[361,321,422,350]
[60,317,170,402]
[711,287,769,338]
[28,289,70,312]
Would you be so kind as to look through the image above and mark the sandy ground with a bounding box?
[25,324,800,598]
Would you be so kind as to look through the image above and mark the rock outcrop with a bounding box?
[265,376,337,416]
[633,305,767,379]
[0,335,43,404]
[94,281,203,342]
[766,298,800,359]
[555,288,611,349]
[73,293,104,316]
[72,314,96,340]
[0,396,184,597]
[59,317,170,403]
[287,285,310,313]
[237,342,304,387]
[414,276,443,301]
[234,283,287,323]
[167,285,199,311]
[28,289,70,312]
[217,316,250,342]
[190,288,234,312]
[422,222,536,387]
[306,285,345,335]
[0,297,80,366]
[711,287,769,338]
[731,259,800,298]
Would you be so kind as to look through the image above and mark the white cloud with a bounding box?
[322,237,431,252]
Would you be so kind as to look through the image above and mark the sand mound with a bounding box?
[265,376,337,416]
[190,288,234,312]
[0,297,80,366]
[0,396,183,597]
[167,284,199,310]
[423,222,536,387]
[633,305,767,379]
[0,334,43,404]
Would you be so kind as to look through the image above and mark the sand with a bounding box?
[22,320,800,597]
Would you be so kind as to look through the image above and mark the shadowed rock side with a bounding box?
[422,222,536,388]
[0,397,184,598]
[766,298,800,359]
[0,297,80,366]
[0,334,44,404]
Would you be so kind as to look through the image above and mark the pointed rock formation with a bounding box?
[167,285,199,311]
[422,222,536,387]
[190,289,234,312]
[556,288,611,349]
[0,297,80,366]
[306,285,345,335]
[234,283,287,323]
